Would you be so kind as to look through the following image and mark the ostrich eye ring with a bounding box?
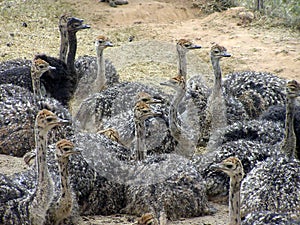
[46,118,53,122]
[226,164,233,169]
[72,23,80,28]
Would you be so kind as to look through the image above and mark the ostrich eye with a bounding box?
[226,164,233,169]
[214,49,220,54]
[46,118,53,122]
[38,65,45,69]
[72,22,80,28]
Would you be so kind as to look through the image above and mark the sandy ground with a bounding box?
[0,0,300,224]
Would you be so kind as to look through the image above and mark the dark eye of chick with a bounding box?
[46,118,53,122]
[72,23,81,28]
[226,164,233,169]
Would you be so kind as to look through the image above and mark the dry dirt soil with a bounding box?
[0,0,300,224]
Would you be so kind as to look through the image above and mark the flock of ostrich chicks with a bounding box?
[0,13,299,225]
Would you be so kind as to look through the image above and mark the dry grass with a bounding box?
[0,0,76,60]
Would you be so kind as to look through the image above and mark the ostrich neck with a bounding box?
[59,160,71,199]
[67,31,77,76]
[34,125,53,208]
[178,49,187,80]
[281,96,296,158]
[211,58,222,96]
[59,26,68,63]
[31,69,42,98]
[95,48,106,92]
[35,128,49,184]
[170,86,185,140]
[208,57,227,131]
[229,177,242,225]
[135,119,146,161]
[56,159,72,217]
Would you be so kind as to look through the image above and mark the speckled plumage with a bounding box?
[211,157,244,225]
[243,211,300,225]
[0,16,89,108]
[0,55,75,107]
[45,139,79,225]
[0,84,74,157]
[207,119,284,151]
[74,56,118,103]
[29,109,68,225]
[34,54,75,107]
[261,105,300,159]
[75,56,118,85]
[241,155,300,218]
[0,63,33,91]
[72,35,119,115]
[71,132,213,221]
[160,75,197,158]
[100,104,176,156]
[75,81,170,131]
[121,154,212,221]
[223,71,287,119]
[191,45,249,147]
[0,59,32,73]
[208,79,299,152]
[0,130,130,224]
[193,139,281,199]
[199,81,298,201]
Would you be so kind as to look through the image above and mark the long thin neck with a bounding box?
[58,159,72,204]
[281,96,296,158]
[94,48,106,92]
[59,26,68,63]
[33,123,54,217]
[135,120,146,161]
[211,57,222,96]
[229,176,241,225]
[177,48,187,80]
[67,31,77,76]
[169,86,185,140]
[31,69,42,98]
[208,57,227,131]
[35,127,49,185]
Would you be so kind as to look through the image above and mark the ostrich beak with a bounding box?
[188,44,201,49]
[105,41,114,47]
[222,51,231,57]
[48,65,56,70]
[210,163,223,171]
